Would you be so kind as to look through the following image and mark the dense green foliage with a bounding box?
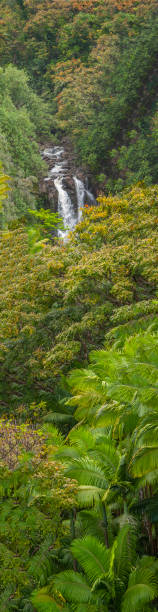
[0,65,53,225]
[0,419,76,610]
[0,184,158,411]
[1,0,158,190]
[0,165,10,211]
[1,1,158,611]
[0,183,158,609]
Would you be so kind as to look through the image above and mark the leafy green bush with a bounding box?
[0,65,53,225]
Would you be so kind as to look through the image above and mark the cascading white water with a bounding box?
[42,146,96,239]
[54,177,77,239]
[85,189,96,205]
[73,176,85,222]
[50,164,63,175]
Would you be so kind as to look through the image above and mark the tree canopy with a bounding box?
[1,0,158,610]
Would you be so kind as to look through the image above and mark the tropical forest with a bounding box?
[0,1,158,610]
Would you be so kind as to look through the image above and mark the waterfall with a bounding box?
[73,177,96,221]
[42,146,96,239]
[54,177,77,239]
[85,189,96,205]
[73,176,85,222]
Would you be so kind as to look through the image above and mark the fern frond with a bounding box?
[28,536,54,585]
[40,424,64,446]
[0,584,17,612]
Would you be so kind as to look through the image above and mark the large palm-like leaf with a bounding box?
[96,401,122,428]
[31,587,69,611]
[57,428,120,508]
[104,334,158,408]
[77,485,105,508]
[114,524,137,586]
[45,533,157,612]
[90,438,120,480]
[134,412,158,447]
[121,557,158,612]
[71,536,110,585]
[65,457,108,490]
[78,509,110,543]
[68,427,96,451]
[68,333,158,424]
[129,412,158,481]
[55,447,81,462]
[55,428,96,464]
[129,445,158,478]
[97,401,139,442]
[66,368,106,421]
[53,571,92,604]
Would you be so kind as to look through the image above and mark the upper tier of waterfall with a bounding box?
[42,146,96,240]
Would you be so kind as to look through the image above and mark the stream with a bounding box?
[42,146,96,239]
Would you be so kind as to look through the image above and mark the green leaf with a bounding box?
[121,558,158,612]
[130,446,158,478]
[53,571,92,604]
[71,536,110,585]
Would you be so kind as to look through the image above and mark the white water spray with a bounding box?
[85,189,96,205]
[73,176,85,222]
[54,177,77,239]
[42,146,96,239]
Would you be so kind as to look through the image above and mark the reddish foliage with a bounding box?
[104,0,158,13]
